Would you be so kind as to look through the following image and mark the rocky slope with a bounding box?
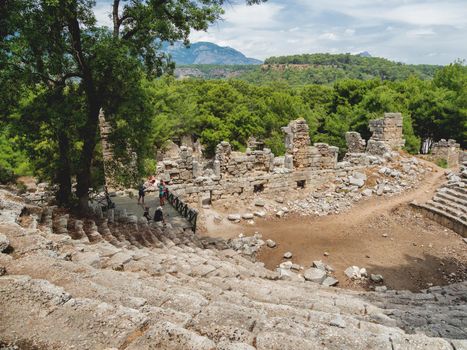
[0,189,466,349]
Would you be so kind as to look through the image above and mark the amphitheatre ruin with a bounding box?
[0,113,466,349]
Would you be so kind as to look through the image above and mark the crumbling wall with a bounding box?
[368,113,405,151]
[345,132,366,153]
[99,110,138,190]
[309,143,339,170]
[431,139,460,167]
[157,146,194,184]
[282,119,311,169]
[156,113,421,207]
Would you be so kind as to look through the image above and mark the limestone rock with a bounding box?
[329,315,346,328]
[370,274,384,283]
[254,199,266,207]
[349,176,365,188]
[227,214,241,221]
[241,213,254,220]
[0,234,10,253]
[322,276,339,287]
[283,252,292,259]
[375,285,388,292]
[72,251,101,268]
[254,211,266,218]
[312,260,326,270]
[266,239,276,248]
[344,266,361,279]
[303,268,326,283]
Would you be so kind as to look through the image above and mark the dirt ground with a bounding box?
[203,166,467,292]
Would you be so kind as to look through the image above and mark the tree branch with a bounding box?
[113,0,120,38]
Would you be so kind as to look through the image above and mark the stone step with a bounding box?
[446,185,467,197]
[52,214,69,235]
[432,195,467,215]
[68,219,88,241]
[83,220,104,243]
[426,200,467,222]
[443,186,467,200]
[435,190,467,207]
[413,202,466,236]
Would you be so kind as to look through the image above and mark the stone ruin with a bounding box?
[99,110,138,191]
[367,113,405,156]
[430,139,461,168]
[345,132,366,153]
[157,113,405,208]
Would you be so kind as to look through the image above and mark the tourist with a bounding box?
[153,206,165,227]
[143,206,151,222]
[138,183,146,205]
[158,180,166,206]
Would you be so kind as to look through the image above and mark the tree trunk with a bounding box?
[56,131,72,206]
[76,102,100,213]
[66,11,101,213]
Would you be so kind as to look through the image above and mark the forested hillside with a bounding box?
[171,53,442,85]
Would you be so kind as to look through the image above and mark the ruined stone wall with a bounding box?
[155,113,410,207]
[282,119,312,168]
[157,146,195,184]
[345,132,366,153]
[430,139,460,168]
[368,113,405,151]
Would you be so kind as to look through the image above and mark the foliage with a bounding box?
[0,125,32,184]
[436,158,448,169]
[1,0,265,209]
[174,54,442,85]
[146,67,466,158]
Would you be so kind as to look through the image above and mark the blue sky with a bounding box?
[94,0,467,65]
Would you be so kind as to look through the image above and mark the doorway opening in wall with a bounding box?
[254,184,265,193]
[202,190,212,206]
[297,180,306,189]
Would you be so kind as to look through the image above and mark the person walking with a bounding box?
[158,180,166,206]
[138,183,146,205]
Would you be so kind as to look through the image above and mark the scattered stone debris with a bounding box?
[0,234,10,253]
[370,274,384,283]
[304,268,327,283]
[229,233,264,256]
[345,266,368,280]
[227,214,241,221]
[375,286,388,292]
[322,276,339,287]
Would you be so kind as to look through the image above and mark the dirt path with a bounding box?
[205,164,467,291]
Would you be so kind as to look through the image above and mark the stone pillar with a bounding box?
[284,155,294,170]
[431,139,460,167]
[281,119,311,169]
[213,160,221,177]
[98,109,117,191]
[368,113,405,151]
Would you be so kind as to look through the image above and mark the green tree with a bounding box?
[2,0,266,210]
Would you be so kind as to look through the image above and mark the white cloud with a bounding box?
[94,2,112,28]
[93,0,467,64]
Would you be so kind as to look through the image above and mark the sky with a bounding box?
[94,0,467,65]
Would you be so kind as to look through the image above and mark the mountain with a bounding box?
[357,51,372,58]
[162,41,262,65]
